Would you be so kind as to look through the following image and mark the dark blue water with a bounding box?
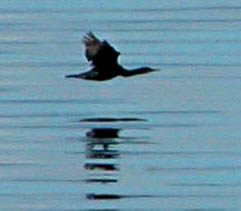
[1,1,241,210]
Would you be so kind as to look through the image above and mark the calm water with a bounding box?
[1,1,241,210]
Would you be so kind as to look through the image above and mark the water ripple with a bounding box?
[149,166,241,172]
[1,5,241,14]
[86,193,235,200]
[111,18,241,24]
[125,110,220,115]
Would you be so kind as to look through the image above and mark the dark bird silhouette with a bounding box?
[65,32,159,81]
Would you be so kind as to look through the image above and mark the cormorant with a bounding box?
[65,32,159,81]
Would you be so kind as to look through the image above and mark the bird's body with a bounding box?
[65,32,159,81]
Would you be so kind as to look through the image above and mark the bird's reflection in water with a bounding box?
[85,128,120,193]
[86,193,122,200]
[79,117,147,122]
[83,118,148,201]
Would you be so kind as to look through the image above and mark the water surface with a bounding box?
[1,1,241,210]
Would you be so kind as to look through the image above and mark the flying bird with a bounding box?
[65,32,159,81]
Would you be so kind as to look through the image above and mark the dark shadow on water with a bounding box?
[86,128,121,139]
[84,163,119,171]
[85,178,118,183]
[84,128,121,187]
[86,193,235,200]
[70,120,152,201]
[79,117,147,122]
[87,193,122,200]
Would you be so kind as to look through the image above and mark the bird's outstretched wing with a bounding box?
[83,31,102,61]
[83,32,120,71]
